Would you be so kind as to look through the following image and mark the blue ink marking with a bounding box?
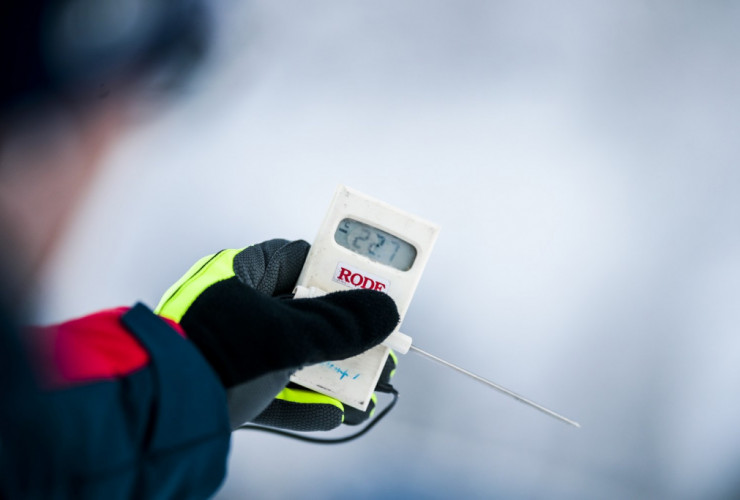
[321,361,361,381]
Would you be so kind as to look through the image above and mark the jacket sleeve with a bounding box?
[5,303,231,499]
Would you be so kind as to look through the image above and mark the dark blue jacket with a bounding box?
[0,303,231,499]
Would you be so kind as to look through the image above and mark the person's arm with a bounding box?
[17,305,230,499]
[7,239,398,499]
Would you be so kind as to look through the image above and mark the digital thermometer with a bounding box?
[290,185,439,411]
[291,185,581,427]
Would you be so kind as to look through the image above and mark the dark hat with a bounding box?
[0,0,212,116]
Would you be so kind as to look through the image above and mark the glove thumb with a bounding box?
[181,280,399,387]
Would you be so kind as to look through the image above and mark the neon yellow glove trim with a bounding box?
[155,248,243,322]
[369,393,378,419]
[389,349,398,379]
[275,387,345,414]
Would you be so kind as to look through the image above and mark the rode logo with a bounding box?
[333,263,389,292]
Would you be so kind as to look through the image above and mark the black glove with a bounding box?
[155,239,399,427]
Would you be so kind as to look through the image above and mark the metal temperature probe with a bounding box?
[291,185,580,427]
[408,345,580,427]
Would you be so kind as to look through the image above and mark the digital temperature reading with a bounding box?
[334,218,417,271]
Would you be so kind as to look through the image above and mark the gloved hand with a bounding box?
[252,350,398,432]
[155,239,399,428]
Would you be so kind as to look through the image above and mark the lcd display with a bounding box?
[334,218,417,271]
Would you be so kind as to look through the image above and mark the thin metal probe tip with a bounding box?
[409,345,581,428]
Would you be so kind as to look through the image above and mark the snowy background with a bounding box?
[37,2,740,499]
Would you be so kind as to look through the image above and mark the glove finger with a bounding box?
[182,281,400,387]
[233,239,310,296]
[342,353,397,426]
[378,349,398,386]
[252,386,344,432]
[342,394,377,426]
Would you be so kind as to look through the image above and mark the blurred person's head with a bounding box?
[0,0,212,305]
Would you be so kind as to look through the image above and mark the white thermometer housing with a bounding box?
[290,185,439,411]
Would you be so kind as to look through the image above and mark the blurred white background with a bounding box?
[36,2,740,499]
